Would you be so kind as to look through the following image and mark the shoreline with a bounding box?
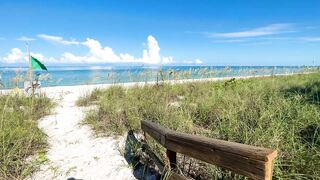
[0,71,316,97]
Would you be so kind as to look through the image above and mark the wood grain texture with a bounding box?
[141,120,277,180]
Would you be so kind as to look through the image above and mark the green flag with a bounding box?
[31,56,47,71]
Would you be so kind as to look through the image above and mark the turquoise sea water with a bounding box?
[0,66,313,89]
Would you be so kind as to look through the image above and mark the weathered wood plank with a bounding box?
[141,120,278,180]
[141,120,171,146]
[167,131,277,162]
[166,135,267,180]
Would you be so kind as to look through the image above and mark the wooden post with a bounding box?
[167,149,177,170]
[141,120,278,180]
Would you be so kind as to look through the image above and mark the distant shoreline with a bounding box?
[1,65,314,89]
[1,71,316,98]
[1,65,318,69]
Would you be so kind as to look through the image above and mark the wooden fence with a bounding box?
[141,120,277,180]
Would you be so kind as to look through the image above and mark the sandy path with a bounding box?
[29,88,135,180]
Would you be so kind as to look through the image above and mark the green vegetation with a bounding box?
[78,73,320,179]
[0,92,54,179]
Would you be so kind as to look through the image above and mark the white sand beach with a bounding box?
[28,85,135,180]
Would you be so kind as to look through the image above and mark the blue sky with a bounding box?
[0,0,319,66]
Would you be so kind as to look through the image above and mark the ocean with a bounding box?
[0,65,312,89]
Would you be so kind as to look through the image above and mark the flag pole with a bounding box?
[25,42,33,95]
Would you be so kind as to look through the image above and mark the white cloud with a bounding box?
[37,34,80,45]
[162,56,174,64]
[209,23,293,38]
[183,60,193,64]
[183,58,203,64]
[59,35,173,64]
[16,36,35,41]
[29,52,45,61]
[2,35,175,65]
[1,47,55,64]
[81,38,120,62]
[138,35,161,64]
[119,53,135,62]
[301,37,320,42]
[195,59,203,64]
[3,48,25,63]
[61,52,85,63]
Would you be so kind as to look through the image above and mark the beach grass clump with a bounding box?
[76,88,105,107]
[0,92,54,179]
[79,73,320,179]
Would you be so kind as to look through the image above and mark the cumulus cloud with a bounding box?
[195,59,203,64]
[81,38,120,62]
[28,52,45,61]
[138,35,161,64]
[59,35,172,64]
[2,48,53,64]
[3,48,25,63]
[1,35,176,65]
[119,53,135,62]
[162,56,174,64]
[60,52,85,63]
[16,36,35,41]
[183,58,203,64]
[37,34,80,45]
[209,23,293,38]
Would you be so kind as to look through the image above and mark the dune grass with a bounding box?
[0,92,54,179]
[78,73,320,179]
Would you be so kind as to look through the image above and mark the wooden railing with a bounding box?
[141,120,278,180]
